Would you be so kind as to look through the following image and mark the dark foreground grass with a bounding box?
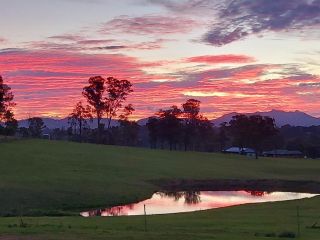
[1,196,320,240]
[1,139,320,216]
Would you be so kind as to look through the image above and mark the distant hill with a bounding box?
[17,110,320,129]
[18,118,119,129]
[137,117,155,126]
[212,110,320,127]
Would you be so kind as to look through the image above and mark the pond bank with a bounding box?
[151,179,320,193]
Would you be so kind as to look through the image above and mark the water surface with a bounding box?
[81,191,317,217]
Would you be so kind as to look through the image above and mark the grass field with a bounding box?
[1,139,320,239]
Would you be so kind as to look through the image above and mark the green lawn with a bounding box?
[1,139,320,239]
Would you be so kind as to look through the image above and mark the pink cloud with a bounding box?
[1,48,320,120]
[29,37,171,52]
[186,54,255,64]
[48,34,83,42]
[0,49,173,119]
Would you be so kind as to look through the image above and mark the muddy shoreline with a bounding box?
[151,179,320,194]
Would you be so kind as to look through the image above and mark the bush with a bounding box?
[278,231,296,238]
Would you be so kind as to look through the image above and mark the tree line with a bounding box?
[2,74,320,158]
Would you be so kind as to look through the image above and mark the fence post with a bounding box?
[296,206,301,238]
[144,204,147,232]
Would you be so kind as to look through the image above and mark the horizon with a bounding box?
[1,0,320,120]
[15,108,320,122]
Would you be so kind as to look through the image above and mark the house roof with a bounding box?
[224,147,255,153]
[262,149,303,155]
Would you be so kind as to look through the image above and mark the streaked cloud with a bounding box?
[48,34,83,42]
[186,54,255,64]
[183,91,264,98]
[100,15,198,35]
[29,35,171,52]
[204,0,320,46]
[147,0,320,46]
[145,0,219,13]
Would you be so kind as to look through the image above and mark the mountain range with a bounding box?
[211,110,320,127]
[17,110,320,129]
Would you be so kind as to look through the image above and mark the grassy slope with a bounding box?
[1,139,320,216]
[1,139,320,239]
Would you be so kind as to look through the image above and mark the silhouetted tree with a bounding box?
[68,101,92,141]
[218,122,229,151]
[196,115,215,151]
[181,99,215,151]
[156,106,182,150]
[117,104,140,146]
[17,127,29,138]
[182,99,201,151]
[82,76,106,142]
[3,111,18,136]
[51,127,68,140]
[228,114,250,149]
[146,117,160,148]
[0,75,17,135]
[28,117,46,138]
[228,115,278,158]
[104,77,133,129]
[83,76,133,142]
[118,104,134,122]
[183,99,201,117]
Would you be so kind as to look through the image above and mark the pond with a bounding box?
[80,191,318,217]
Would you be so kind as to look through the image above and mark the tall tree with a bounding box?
[82,76,106,141]
[104,77,133,129]
[182,99,200,119]
[196,115,215,151]
[146,117,160,149]
[83,76,133,142]
[228,114,278,159]
[156,106,182,150]
[68,101,92,141]
[118,104,134,122]
[182,99,201,151]
[0,75,17,135]
[228,114,250,149]
[218,122,229,151]
[28,117,46,138]
[3,111,18,136]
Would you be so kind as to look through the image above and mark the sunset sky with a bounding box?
[1,0,320,120]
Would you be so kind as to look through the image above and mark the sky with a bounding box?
[0,0,320,120]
